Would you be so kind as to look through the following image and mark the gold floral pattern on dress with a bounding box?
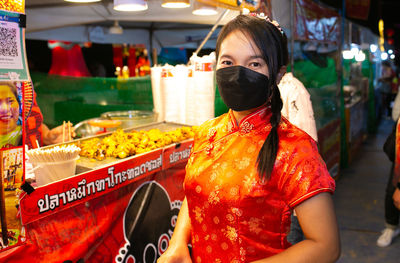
[196,256,202,263]
[206,245,213,253]
[240,247,246,261]
[240,121,254,134]
[230,186,239,196]
[205,143,214,155]
[247,144,256,153]
[208,185,221,204]
[232,207,243,217]
[248,217,262,234]
[194,206,204,223]
[230,258,240,263]
[204,234,210,241]
[221,162,228,170]
[243,174,255,190]
[195,185,202,193]
[195,234,200,242]
[202,224,207,232]
[213,216,220,224]
[226,171,234,178]
[221,242,229,250]
[215,259,222,263]
[207,128,217,141]
[236,157,251,170]
[223,226,238,242]
[210,172,217,182]
[226,213,235,222]
[211,233,218,241]
[227,121,234,133]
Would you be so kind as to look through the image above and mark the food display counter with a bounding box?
[3,122,193,263]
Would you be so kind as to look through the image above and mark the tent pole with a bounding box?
[193,9,230,56]
[290,0,295,73]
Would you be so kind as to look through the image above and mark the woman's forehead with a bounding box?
[219,30,262,57]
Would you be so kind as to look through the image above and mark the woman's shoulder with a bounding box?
[279,117,316,145]
[195,113,229,139]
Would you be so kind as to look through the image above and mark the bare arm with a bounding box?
[252,193,340,263]
[157,197,192,263]
[42,123,75,146]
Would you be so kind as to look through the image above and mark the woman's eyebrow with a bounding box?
[219,54,234,60]
[249,55,264,60]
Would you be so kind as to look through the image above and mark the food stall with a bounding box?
[0,1,256,262]
[0,0,381,261]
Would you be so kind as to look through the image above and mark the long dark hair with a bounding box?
[215,15,289,181]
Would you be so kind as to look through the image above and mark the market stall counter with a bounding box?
[2,122,193,263]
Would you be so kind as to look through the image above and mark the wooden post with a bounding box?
[0,151,8,246]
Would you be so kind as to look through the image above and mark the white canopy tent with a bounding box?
[25,0,242,51]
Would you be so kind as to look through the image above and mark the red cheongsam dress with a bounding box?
[184,106,335,263]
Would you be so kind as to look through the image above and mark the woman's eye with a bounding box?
[221,60,233,66]
[249,62,261,67]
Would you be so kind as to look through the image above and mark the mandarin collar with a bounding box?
[227,106,271,134]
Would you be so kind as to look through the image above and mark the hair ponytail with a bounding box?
[257,84,282,181]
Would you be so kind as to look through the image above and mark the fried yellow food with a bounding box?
[76,126,196,160]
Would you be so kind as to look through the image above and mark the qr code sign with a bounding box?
[0,27,18,57]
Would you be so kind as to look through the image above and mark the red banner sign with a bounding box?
[294,0,340,44]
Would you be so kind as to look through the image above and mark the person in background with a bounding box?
[377,91,400,247]
[378,61,395,118]
[24,88,75,184]
[158,14,339,263]
[25,90,75,149]
[278,72,318,245]
[0,82,22,148]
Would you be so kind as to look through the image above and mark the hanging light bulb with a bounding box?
[64,0,101,2]
[109,21,123,34]
[162,0,190,8]
[192,1,217,16]
[114,0,148,11]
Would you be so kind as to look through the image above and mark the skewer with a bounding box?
[62,121,66,144]
[35,139,40,149]
[68,121,71,141]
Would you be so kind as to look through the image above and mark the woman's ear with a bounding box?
[276,66,287,84]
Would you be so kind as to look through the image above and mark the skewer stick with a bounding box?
[35,139,40,149]
[68,121,71,141]
[62,121,66,144]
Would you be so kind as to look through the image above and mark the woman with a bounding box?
[158,15,340,263]
[0,82,22,148]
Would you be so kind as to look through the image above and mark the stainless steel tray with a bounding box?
[43,122,191,172]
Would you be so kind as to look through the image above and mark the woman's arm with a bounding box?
[42,123,75,146]
[157,197,192,263]
[252,193,340,263]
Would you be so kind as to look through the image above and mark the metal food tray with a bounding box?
[42,121,191,173]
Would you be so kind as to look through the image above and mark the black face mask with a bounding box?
[216,66,271,111]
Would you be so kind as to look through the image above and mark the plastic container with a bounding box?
[32,157,79,187]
